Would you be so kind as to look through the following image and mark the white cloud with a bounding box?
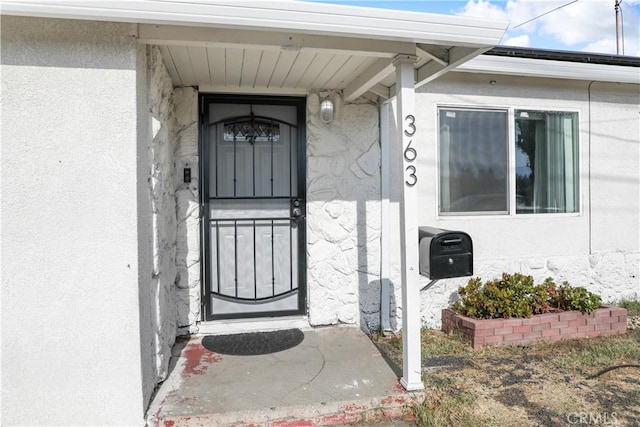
[503,34,531,47]
[581,38,618,54]
[457,0,509,21]
[537,1,613,45]
[455,0,640,55]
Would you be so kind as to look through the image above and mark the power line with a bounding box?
[512,0,579,29]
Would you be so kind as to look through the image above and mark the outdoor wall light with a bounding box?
[320,99,334,124]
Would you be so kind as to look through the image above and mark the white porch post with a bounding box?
[394,54,424,391]
[380,101,392,334]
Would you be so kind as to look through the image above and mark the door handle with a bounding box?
[291,199,304,228]
[291,199,304,218]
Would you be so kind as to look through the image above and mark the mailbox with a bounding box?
[418,227,473,280]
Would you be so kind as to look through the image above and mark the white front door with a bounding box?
[202,96,306,319]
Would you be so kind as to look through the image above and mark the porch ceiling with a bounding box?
[152,37,388,93]
[140,25,488,101]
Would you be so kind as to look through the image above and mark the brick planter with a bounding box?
[442,306,628,349]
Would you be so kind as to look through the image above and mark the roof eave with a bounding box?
[1,0,509,48]
[456,55,640,85]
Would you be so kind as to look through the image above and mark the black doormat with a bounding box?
[201,328,305,356]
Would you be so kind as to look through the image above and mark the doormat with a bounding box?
[201,328,304,356]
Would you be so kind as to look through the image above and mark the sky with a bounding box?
[304,0,640,56]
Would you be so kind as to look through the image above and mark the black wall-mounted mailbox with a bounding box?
[418,226,473,280]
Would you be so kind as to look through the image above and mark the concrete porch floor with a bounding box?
[146,325,423,426]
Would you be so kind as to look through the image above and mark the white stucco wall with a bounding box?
[387,72,640,328]
[1,16,152,425]
[306,93,382,332]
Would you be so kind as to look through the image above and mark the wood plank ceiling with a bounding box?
[139,24,480,101]
[158,45,381,92]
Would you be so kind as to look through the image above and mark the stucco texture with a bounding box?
[1,16,149,425]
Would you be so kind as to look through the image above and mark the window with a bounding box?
[515,110,579,214]
[438,107,579,216]
[439,108,509,214]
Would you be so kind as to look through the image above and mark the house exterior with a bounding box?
[1,1,638,425]
[407,49,639,326]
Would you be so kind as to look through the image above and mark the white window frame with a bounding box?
[435,104,582,219]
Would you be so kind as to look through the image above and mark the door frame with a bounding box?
[199,94,307,321]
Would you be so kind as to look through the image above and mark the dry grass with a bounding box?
[619,297,640,317]
[373,328,640,427]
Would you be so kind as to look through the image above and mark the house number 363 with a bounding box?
[403,114,417,187]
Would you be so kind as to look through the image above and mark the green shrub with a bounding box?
[552,282,602,314]
[451,273,602,320]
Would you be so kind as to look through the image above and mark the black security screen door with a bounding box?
[200,95,306,320]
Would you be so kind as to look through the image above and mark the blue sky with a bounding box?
[304,1,640,56]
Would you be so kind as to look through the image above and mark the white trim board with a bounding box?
[456,55,640,84]
[1,0,508,47]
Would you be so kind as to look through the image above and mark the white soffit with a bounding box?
[1,0,508,47]
[456,55,640,85]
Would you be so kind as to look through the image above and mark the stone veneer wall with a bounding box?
[173,87,200,335]
[146,45,177,382]
[162,90,384,334]
[146,46,199,383]
[306,93,382,332]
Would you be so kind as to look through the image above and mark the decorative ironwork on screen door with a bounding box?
[203,100,305,319]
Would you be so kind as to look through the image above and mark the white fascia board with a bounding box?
[1,0,508,47]
[456,55,640,85]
